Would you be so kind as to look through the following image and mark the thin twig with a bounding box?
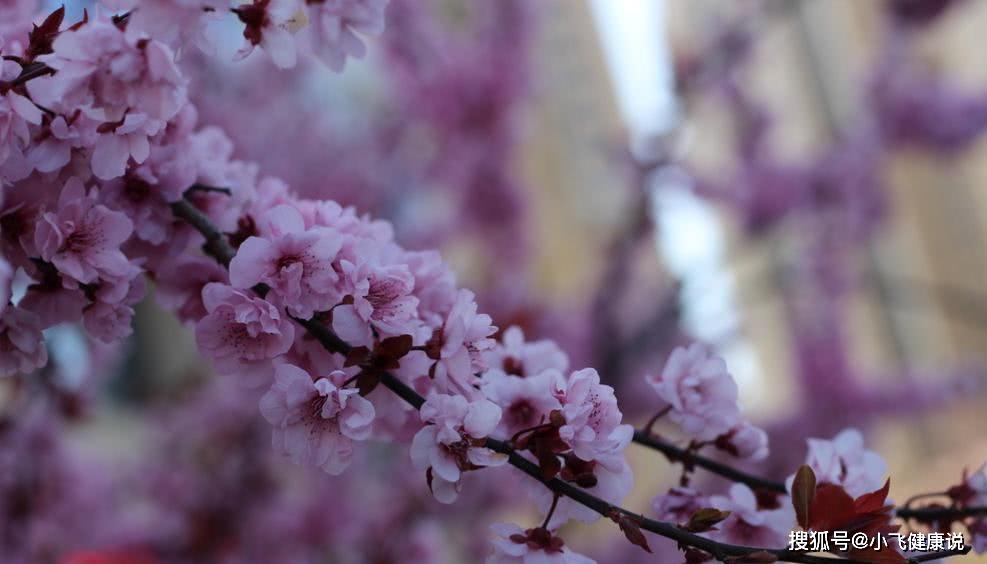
[633,429,789,494]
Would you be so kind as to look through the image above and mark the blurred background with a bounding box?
[9,0,987,561]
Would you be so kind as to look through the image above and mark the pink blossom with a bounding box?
[647,343,741,441]
[331,247,420,345]
[965,463,987,507]
[120,0,226,53]
[796,429,887,498]
[154,255,228,324]
[426,289,497,396]
[410,394,507,503]
[83,301,135,343]
[229,204,342,318]
[0,306,48,377]
[233,0,307,69]
[708,484,795,548]
[652,486,709,524]
[25,114,96,174]
[306,0,389,72]
[404,249,457,327]
[34,178,134,285]
[484,326,569,378]
[90,113,165,181]
[260,364,375,474]
[717,422,769,461]
[481,369,561,437]
[555,368,632,467]
[970,519,987,554]
[487,523,595,564]
[0,54,43,178]
[31,19,186,122]
[194,283,296,383]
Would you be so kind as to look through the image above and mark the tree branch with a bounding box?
[171,194,971,564]
[0,61,54,93]
[169,198,237,267]
[633,429,789,494]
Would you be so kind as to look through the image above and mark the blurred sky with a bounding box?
[589,0,762,394]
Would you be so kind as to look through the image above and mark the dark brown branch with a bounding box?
[169,197,237,267]
[634,429,987,524]
[633,429,789,494]
[896,505,987,521]
[0,62,54,93]
[172,195,970,564]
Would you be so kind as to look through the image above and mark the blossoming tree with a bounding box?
[1,0,986,563]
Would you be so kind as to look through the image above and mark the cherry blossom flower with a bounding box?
[83,301,135,343]
[25,114,96,175]
[970,519,987,554]
[404,249,457,327]
[259,364,375,474]
[195,282,296,383]
[114,0,226,53]
[34,178,134,285]
[708,484,795,548]
[949,462,987,508]
[424,289,497,396]
[154,255,229,324]
[0,50,43,179]
[554,368,633,466]
[31,18,187,121]
[965,463,987,506]
[647,343,742,441]
[410,394,507,503]
[331,246,420,345]
[798,428,887,498]
[233,0,309,69]
[487,523,595,564]
[90,113,166,181]
[0,306,48,377]
[484,326,569,378]
[481,369,561,436]
[305,0,389,71]
[229,204,342,318]
[717,422,769,461]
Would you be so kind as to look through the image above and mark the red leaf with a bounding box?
[807,483,856,532]
[791,465,816,529]
[610,512,652,553]
[378,334,413,362]
[854,479,891,514]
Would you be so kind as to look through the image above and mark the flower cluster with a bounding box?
[646,343,768,460]
[793,428,887,498]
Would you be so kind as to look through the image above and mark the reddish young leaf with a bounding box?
[854,479,891,514]
[684,507,732,532]
[807,483,856,532]
[610,512,652,553]
[791,464,816,529]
